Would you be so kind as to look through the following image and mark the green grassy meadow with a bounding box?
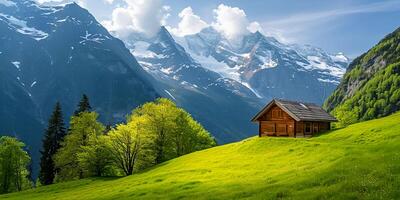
[2,112,400,200]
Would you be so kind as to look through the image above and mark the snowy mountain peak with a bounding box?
[175,27,350,104]
[331,52,350,63]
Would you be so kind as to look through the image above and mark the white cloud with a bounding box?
[169,7,209,37]
[102,7,135,38]
[104,0,169,38]
[212,4,249,41]
[210,4,264,43]
[247,22,264,34]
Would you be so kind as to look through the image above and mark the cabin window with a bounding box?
[305,123,312,134]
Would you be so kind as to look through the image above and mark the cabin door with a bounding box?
[304,122,312,135]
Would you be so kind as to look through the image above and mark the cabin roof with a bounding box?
[251,99,338,122]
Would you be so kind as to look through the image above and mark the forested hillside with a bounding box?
[324,27,400,126]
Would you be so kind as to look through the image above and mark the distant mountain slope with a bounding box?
[180,28,349,105]
[3,112,400,199]
[119,25,349,143]
[0,0,158,175]
[124,27,261,143]
[324,27,400,125]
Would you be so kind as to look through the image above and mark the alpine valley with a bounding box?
[0,0,349,175]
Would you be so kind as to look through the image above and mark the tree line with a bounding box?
[0,96,216,194]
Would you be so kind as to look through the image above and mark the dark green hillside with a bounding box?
[324,27,400,126]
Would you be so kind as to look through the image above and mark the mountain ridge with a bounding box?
[0,0,159,176]
[179,27,349,105]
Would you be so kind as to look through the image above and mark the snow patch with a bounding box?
[12,61,21,70]
[318,78,340,84]
[242,82,263,98]
[30,81,37,87]
[0,14,48,41]
[191,53,241,82]
[0,0,16,7]
[164,90,176,100]
[330,52,349,63]
[257,55,277,69]
[79,31,106,44]
[56,18,68,23]
[306,56,345,78]
[160,67,173,75]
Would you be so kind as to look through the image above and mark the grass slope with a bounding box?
[2,113,400,200]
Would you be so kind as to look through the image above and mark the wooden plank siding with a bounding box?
[258,105,331,137]
[259,105,295,137]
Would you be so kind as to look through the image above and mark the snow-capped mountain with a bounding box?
[123,27,261,143]
[0,0,350,178]
[180,27,349,104]
[118,25,349,145]
[0,0,158,175]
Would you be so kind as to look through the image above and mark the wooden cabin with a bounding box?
[251,99,337,137]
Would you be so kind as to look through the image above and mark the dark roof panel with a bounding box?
[252,99,338,122]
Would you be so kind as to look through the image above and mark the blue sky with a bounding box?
[163,0,400,58]
[42,0,400,58]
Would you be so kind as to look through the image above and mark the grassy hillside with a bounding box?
[2,113,400,200]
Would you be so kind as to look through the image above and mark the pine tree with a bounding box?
[74,94,92,116]
[39,102,66,185]
[26,149,34,186]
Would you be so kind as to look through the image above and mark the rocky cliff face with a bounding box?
[324,27,400,124]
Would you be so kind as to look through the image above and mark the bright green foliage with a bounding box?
[0,137,32,194]
[2,112,400,199]
[54,112,105,181]
[77,136,115,177]
[50,98,214,180]
[332,62,400,127]
[130,98,216,164]
[106,117,153,175]
[324,28,400,126]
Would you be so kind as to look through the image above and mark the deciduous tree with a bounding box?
[106,117,152,176]
[0,136,32,194]
[54,112,104,181]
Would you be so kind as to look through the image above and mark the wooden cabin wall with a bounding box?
[257,104,332,138]
[295,121,304,137]
[295,121,331,137]
[318,122,331,132]
[259,105,295,137]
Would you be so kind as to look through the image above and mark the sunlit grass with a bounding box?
[2,112,400,199]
